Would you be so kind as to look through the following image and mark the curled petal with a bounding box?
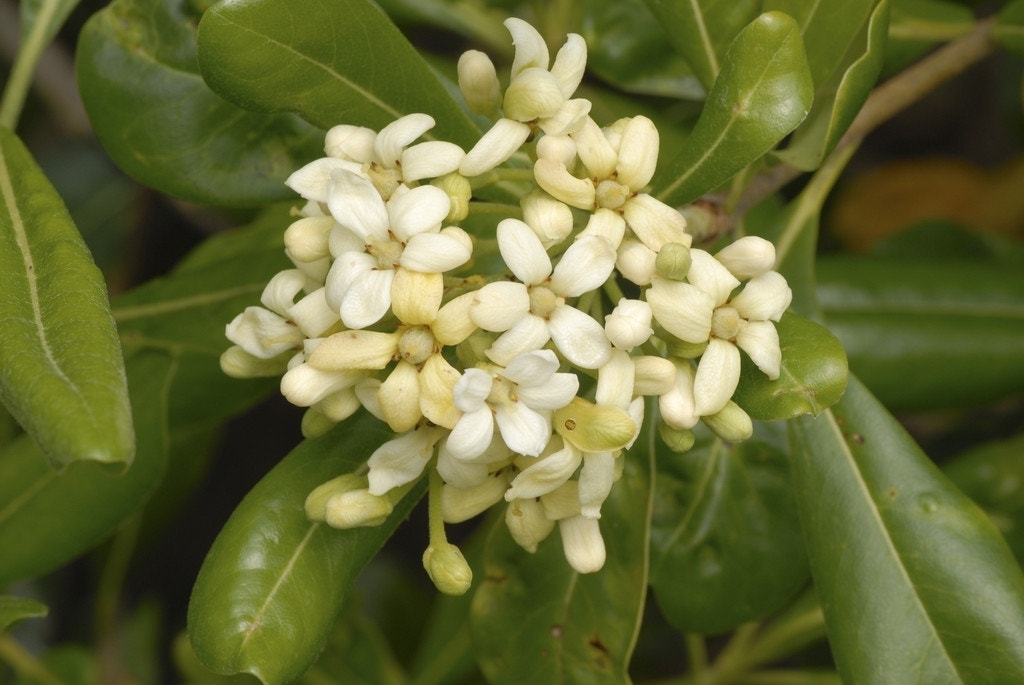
[506,498,556,553]
[433,292,477,346]
[622,193,690,252]
[498,219,553,285]
[226,307,301,359]
[328,224,363,259]
[447,406,495,461]
[340,268,395,329]
[534,158,596,209]
[324,251,375,312]
[324,124,375,162]
[735,320,782,379]
[505,443,582,500]
[374,113,435,167]
[579,208,625,248]
[688,249,741,306]
[470,281,530,331]
[715,236,776,279]
[659,363,699,430]
[515,372,579,411]
[522,190,575,246]
[495,401,552,457]
[284,216,334,263]
[401,141,466,182]
[646,278,715,343]
[458,50,502,116]
[572,117,617,179]
[731,272,793,322]
[616,239,657,286]
[615,116,659,189]
[548,305,612,369]
[437,449,491,489]
[388,184,450,240]
[281,364,361,407]
[502,348,559,385]
[453,367,493,412]
[693,338,741,416]
[367,427,439,495]
[578,451,615,518]
[443,475,509,523]
[595,349,635,409]
[420,354,462,429]
[287,288,340,338]
[285,157,363,203]
[260,269,307,315]
[460,118,532,177]
[308,330,399,371]
[401,229,472,273]
[504,68,567,122]
[560,515,606,573]
[506,17,550,76]
[550,33,587,97]
[378,360,422,433]
[550,234,616,297]
[538,98,591,136]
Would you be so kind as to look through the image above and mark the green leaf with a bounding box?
[0,126,133,469]
[196,0,480,148]
[76,0,323,206]
[771,0,889,170]
[18,0,80,47]
[187,414,423,685]
[470,429,652,684]
[790,376,1024,683]
[0,351,170,587]
[641,0,760,89]
[301,599,408,685]
[653,12,814,206]
[943,433,1024,565]
[996,0,1024,58]
[885,0,974,73]
[649,425,809,635]
[0,596,47,632]
[817,256,1024,412]
[733,312,848,421]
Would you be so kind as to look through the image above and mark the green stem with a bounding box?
[0,635,63,685]
[95,516,141,640]
[0,0,63,130]
[685,634,710,683]
[427,464,447,544]
[708,622,761,681]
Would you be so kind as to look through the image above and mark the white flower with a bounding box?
[534,116,690,253]
[460,19,590,176]
[323,170,472,329]
[469,218,614,368]
[446,349,579,460]
[647,247,792,415]
[366,425,443,495]
[560,514,606,573]
[604,298,653,350]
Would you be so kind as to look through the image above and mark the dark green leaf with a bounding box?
[817,256,1024,412]
[470,429,652,684]
[0,126,133,469]
[302,599,408,685]
[0,596,47,632]
[187,413,423,685]
[790,376,1024,683]
[76,0,323,206]
[649,425,808,635]
[733,312,848,421]
[19,0,80,47]
[996,0,1024,58]
[0,351,169,587]
[641,0,760,89]
[653,12,814,206]
[196,0,480,148]
[944,433,1024,564]
[12,644,96,685]
[884,0,974,74]
[771,0,888,170]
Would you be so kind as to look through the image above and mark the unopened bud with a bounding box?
[604,299,653,350]
[432,172,472,223]
[422,542,473,595]
[301,407,336,439]
[655,242,692,281]
[219,346,290,378]
[458,50,502,117]
[505,498,556,553]
[702,401,753,442]
[305,474,366,521]
[657,421,696,453]
[324,489,393,528]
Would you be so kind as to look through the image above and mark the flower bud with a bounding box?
[716,236,777,279]
[633,356,676,395]
[432,172,472,223]
[655,242,692,281]
[521,190,574,246]
[457,50,502,117]
[324,489,393,528]
[559,515,606,574]
[616,239,657,285]
[284,216,334,263]
[219,346,290,379]
[702,400,753,443]
[604,299,653,350]
[657,421,696,453]
[505,68,567,121]
[300,407,336,439]
[423,542,473,596]
[442,474,509,523]
[324,124,375,161]
[305,474,366,521]
[506,498,556,553]
[536,133,578,167]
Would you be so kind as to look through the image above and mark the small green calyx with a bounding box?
[423,542,473,596]
[655,242,692,281]
[554,397,636,453]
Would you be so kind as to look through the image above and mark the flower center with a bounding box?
[398,326,437,366]
[711,306,741,341]
[368,164,403,200]
[488,374,518,407]
[371,238,404,270]
[529,285,561,318]
[595,178,630,210]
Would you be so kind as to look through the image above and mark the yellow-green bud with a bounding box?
[657,421,696,453]
[301,408,336,439]
[554,397,636,453]
[432,172,472,223]
[666,337,708,359]
[655,242,692,281]
[324,489,393,529]
[702,401,753,443]
[422,542,473,596]
[220,346,290,379]
[304,474,367,521]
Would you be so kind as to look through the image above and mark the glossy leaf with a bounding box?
[0,596,47,632]
[733,312,848,421]
[817,256,1024,412]
[76,0,323,206]
[470,429,653,684]
[943,433,1024,564]
[772,0,889,170]
[641,0,760,89]
[649,425,808,635]
[996,0,1024,58]
[790,376,1024,683]
[0,351,169,588]
[187,414,423,685]
[0,126,133,469]
[196,0,480,148]
[653,12,814,206]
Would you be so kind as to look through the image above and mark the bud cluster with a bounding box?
[223,18,792,592]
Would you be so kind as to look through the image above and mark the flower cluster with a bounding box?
[223,18,792,594]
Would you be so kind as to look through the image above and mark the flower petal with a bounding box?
[225,307,301,359]
[715,236,776,279]
[693,338,741,416]
[401,141,466,182]
[308,329,399,370]
[460,118,531,177]
[505,442,582,500]
[497,218,553,285]
[647,277,714,343]
[615,116,659,189]
[447,406,495,461]
[286,158,363,203]
[622,193,690,251]
[378,360,423,433]
[688,249,740,306]
[560,515,606,573]
[533,158,596,209]
[495,401,552,457]
[453,367,493,412]
[374,113,435,167]
[506,17,549,76]
[281,364,360,407]
[548,305,611,369]
[550,234,616,296]
[550,33,587,97]
[501,348,559,385]
[367,427,439,495]
[420,354,462,429]
[327,169,389,242]
[340,268,395,329]
[324,124,375,162]
[324,251,375,312]
[659,362,699,430]
[401,230,472,273]
[571,117,617,179]
[388,184,450,240]
[486,315,551,366]
[731,271,793,322]
[470,281,530,332]
[578,451,615,518]
[735,320,782,379]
